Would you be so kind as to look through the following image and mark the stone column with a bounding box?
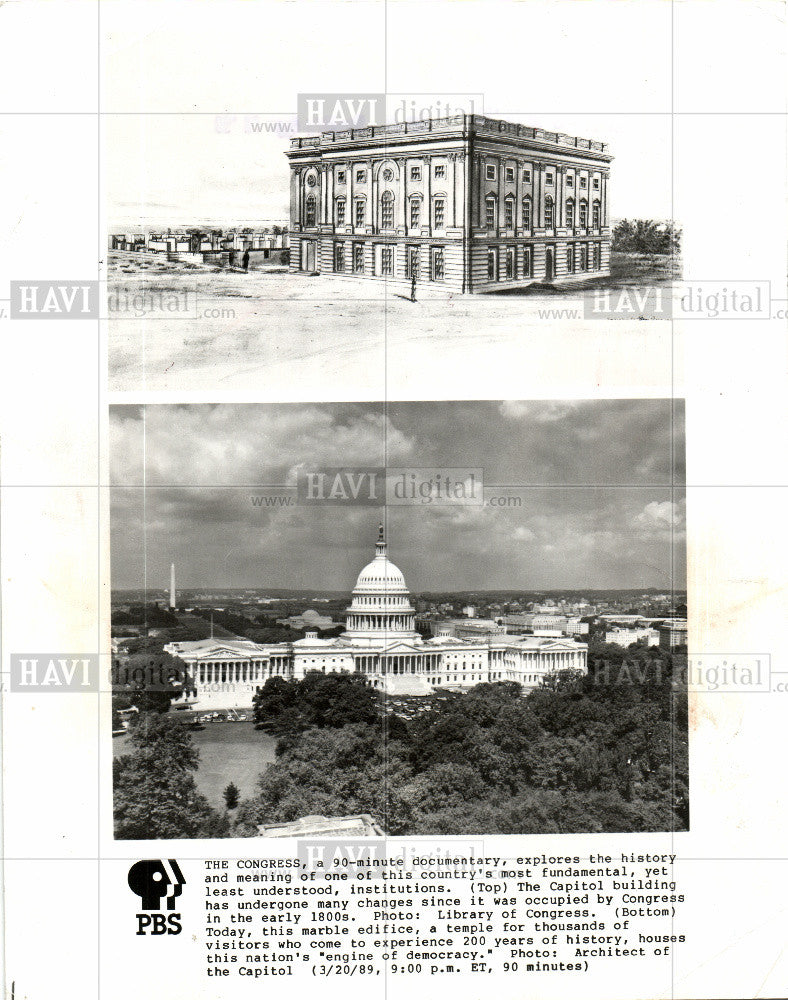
[448,153,457,226]
[498,155,505,231]
[371,161,377,232]
[294,169,302,227]
[478,155,485,227]
[397,157,406,228]
[347,160,354,228]
[557,166,564,228]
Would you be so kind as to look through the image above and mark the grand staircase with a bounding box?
[380,673,434,697]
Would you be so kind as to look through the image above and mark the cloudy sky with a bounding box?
[110,400,686,593]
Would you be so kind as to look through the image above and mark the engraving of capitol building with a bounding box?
[286,114,612,291]
[165,527,587,710]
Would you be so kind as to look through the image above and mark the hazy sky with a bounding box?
[110,400,686,593]
[105,2,676,227]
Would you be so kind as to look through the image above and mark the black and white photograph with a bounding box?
[110,399,687,839]
[2,1,787,999]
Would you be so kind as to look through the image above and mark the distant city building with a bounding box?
[659,619,688,650]
[287,114,611,291]
[599,614,649,626]
[431,618,507,639]
[109,227,289,261]
[277,608,336,631]
[605,627,660,647]
[533,613,569,629]
[165,527,587,709]
[462,605,477,618]
[502,613,588,638]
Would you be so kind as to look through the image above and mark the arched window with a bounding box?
[579,200,588,228]
[485,194,497,229]
[504,195,515,229]
[380,190,394,229]
[566,199,575,229]
[566,243,575,273]
[545,196,554,229]
[335,197,346,226]
[433,197,446,229]
[354,197,365,227]
[522,197,532,230]
[305,195,316,227]
[409,196,422,229]
[592,200,601,228]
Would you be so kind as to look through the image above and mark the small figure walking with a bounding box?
[242,247,250,271]
[228,248,236,268]
[410,273,417,303]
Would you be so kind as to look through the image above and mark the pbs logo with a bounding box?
[128,860,185,936]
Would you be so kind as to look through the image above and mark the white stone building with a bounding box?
[165,527,587,710]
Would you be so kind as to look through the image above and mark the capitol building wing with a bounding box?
[165,527,587,710]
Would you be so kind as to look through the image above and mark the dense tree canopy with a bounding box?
[237,653,688,837]
[613,219,681,255]
[114,714,229,839]
[253,671,380,733]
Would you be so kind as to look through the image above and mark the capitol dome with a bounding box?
[343,525,419,643]
[353,549,408,593]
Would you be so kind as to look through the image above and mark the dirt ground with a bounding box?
[107,251,679,394]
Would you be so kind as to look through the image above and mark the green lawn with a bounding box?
[113,722,278,809]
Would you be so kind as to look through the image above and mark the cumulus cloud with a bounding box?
[110,404,415,486]
[513,526,536,542]
[499,400,580,423]
[635,499,685,530]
